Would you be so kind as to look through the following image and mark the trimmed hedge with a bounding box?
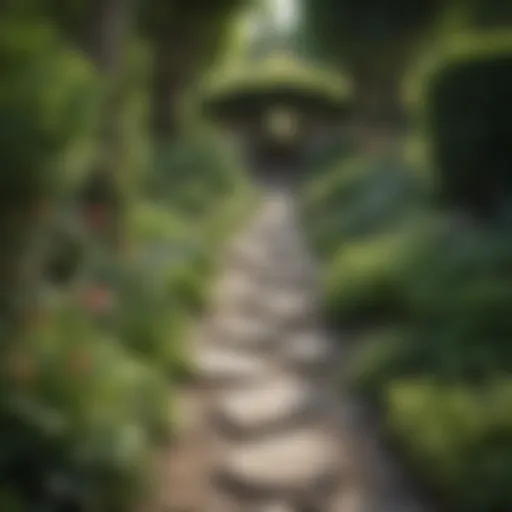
[410,31,512,218]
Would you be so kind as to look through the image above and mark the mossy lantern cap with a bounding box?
[201,53,352,119]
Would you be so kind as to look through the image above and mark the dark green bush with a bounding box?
[0,296,172,511]
[339,221,512,512]
[344,327,427,399]
[323,233,411,328]
[419,34,512,218]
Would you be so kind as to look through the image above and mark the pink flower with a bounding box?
[83,205,109,232]
[83,285,115,315]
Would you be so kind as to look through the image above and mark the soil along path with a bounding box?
[148,185,430,512]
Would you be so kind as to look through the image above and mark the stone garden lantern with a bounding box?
[200,53,352,181]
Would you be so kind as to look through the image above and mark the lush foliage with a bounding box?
[301,31,512,511]
[0,6,253,511]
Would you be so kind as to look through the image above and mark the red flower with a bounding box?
[83,285,115,315]
[83,205,109,232]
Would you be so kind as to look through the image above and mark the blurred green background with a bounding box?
[0,0,511,510]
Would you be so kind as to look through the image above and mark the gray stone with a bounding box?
[227,241,276,274]
[260,290,316,323]
[212,274,267,316]
[247,502,294,512]
[250,256,317,287]
[213,374,319,434]
[230,236,271,263]
[195,344,270,384]
[208,312,280,351]
[217,427,340,495]
[279,331,333,368]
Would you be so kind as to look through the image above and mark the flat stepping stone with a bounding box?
[279,331,334,369]
[247,223,304,247]
[272,257,316,276]
[195,344,271,384]
[214,273,258,299]
[227,244,275,274]
[226,232,315,280]
[216,427,340,498]
[244,502,294,512]
[208,313,280,351]
[212,274,267,316]
[228,239,276,270]
[212,374,320,436]
[259,290,317,324]
[227,234,309,271]
[209,489,245,512]
[251,259,317,287]
[271,247,312,265]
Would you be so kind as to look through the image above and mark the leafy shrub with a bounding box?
[386,378,512,512]
[301,148,428,257]
[302,54,512,508]
[0,295,172,511]
[322,221,431,328]
[335,219,512,511]
[0,13,253,512]
[344,328,428,398]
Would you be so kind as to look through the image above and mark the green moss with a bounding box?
[201,53,351,118]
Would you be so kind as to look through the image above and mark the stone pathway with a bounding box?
[146,186,431,512]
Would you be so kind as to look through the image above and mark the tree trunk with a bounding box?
[148,7,232,142]
[151,35,187,141]
[86,0,131,75]
[82,0,133,252]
